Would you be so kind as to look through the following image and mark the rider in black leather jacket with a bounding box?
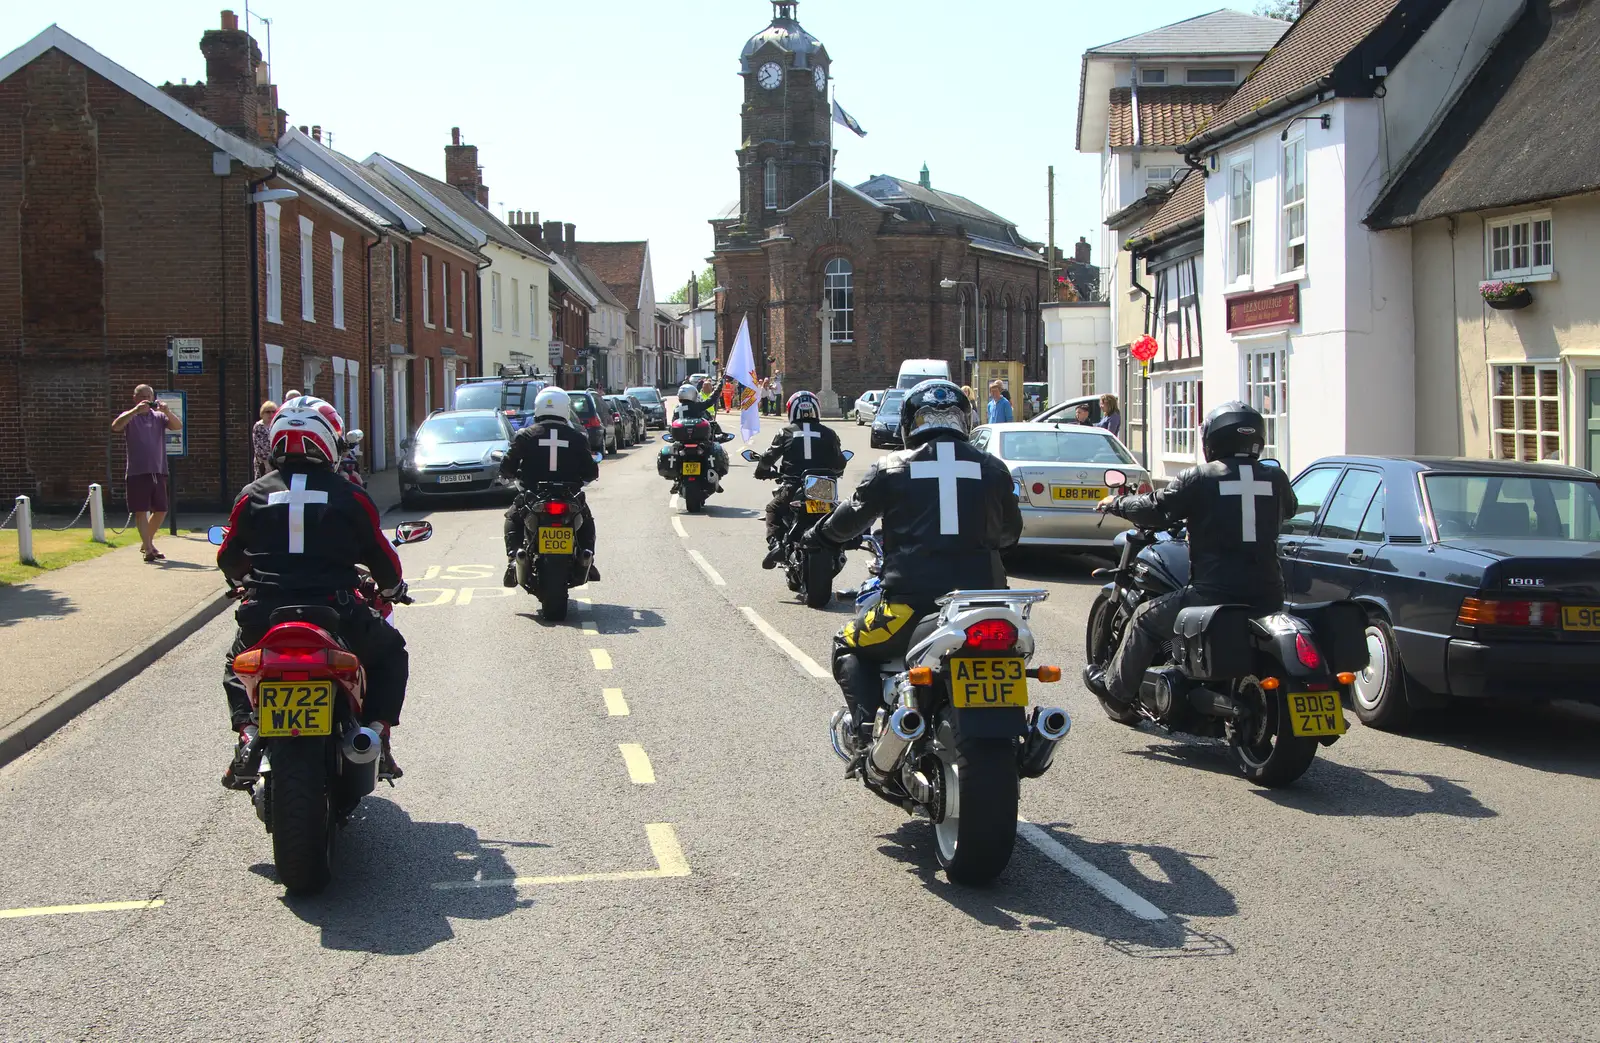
[757,391,849,569]
[1089,401,1298,705]
[673,381,730,477]
[500,387,601,588]
[814,380,1022,735]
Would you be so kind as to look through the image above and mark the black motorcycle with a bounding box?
[742,449,855,608]
[513,480,593,621]
[658,416,732,512]
[1085,467,1368,787]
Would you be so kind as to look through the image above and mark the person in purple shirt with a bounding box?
[111,384,182,563]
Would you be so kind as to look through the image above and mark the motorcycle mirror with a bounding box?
[841,450,854,462]
[1259,458,1282,469]
[660,433,673,443]
[206,525,228,546]
[740,449,759,463]
[717,433,735,443]
[1103,468,1128,488]
[393,520,433,545]
[593,453,605,464]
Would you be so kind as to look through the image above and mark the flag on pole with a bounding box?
[726,315,763,444]
[831,100,867,138]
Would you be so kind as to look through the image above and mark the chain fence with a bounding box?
[0,500,19,533]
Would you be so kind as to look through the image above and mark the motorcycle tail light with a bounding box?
[1456,597,1560,627]
[545,502,570,516]
[964,619,1019,651]
[232,649,263,674]
[1295,633,1322,669]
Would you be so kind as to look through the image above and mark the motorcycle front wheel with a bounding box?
[269,740,335,896]
[1229,677,1318,787]
[933,738,1018,885]
[1085,592,1141,726]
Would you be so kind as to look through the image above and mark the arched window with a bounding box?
[1001,296,1013,358]
[979,293,991,357]
[824,258,854,343]
[763,160,778,210]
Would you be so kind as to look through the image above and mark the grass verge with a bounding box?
[0,529,143,586]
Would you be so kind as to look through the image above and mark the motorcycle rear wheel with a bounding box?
[269,740,335,895]
[1229,677,1318,787]
[802,549,833,608]
[933,738,1019,885]
[1086,593,1141,726]
[684,486,707,513]
[537,560,570,622]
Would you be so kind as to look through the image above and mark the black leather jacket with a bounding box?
[821,433,1022,603]
[500,419,599,488]
[756,420,848,481]
[218,465,402,598]
[1110,457,1298,610]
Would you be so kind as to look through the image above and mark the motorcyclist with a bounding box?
[338,428,365,487]
[217,396,410,786]
[500,387,602,588]
[757,390,848,570]
[672,381,729,478]
[1087,401,1298,705]
[809,379,1022,746]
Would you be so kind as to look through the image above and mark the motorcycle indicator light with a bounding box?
[1295,634,1322,669]
[1035,665,1062,683]
[329,650,360,673]
[1261,676,1281,690]
[232,649,263,674]
[964,619,1018,651]
[908,666,933,686]
[1336,671,1356,685]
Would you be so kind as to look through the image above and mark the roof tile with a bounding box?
[1136,170,1206,244]
[574,242,648,312]
[1108,86,1236,148]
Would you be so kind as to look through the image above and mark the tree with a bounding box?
[667,267,716,304]
[1255,0,1299,20]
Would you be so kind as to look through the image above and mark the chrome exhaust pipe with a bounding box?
[869,707,925,776]
[1018,707,1071,779]
[829,708,856,763]
[342,724,382,765]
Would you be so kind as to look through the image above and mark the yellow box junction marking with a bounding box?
[581,621,599,635]
[619,744,656,784]
[603,688,630,716]
[431,824,690,890]
[0,898,165,920]
[590,649,613,671]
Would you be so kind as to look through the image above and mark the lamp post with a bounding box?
[940,276,980,389]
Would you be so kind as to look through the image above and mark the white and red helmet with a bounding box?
[786,391,821,423]
[270,395,344,468]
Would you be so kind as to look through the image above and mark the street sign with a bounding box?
[154,390,188,458]
[170,337,203,375]
[549,339,565,367]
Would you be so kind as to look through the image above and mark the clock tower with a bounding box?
[736,1,831,229]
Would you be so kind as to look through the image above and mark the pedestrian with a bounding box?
[961,385,979,427]
[1074,403,1092,425]
[251,400,278,479]
[722,378,735,413]
[110,383,183,563]
[986,381,1014,424]
[1098,394,1123,437]
[284,389,302,402]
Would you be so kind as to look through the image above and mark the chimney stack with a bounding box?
[543,221,564,255]
[311,125,321,143]
[1073,236,1092,264]
[476,167,489,207]
[564,223,576,251]
[220,9,239,30]
[200,9,263,141]
[445,127,482,202]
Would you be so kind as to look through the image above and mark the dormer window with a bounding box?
[1139,67,1167,85]
[1186,67,1236,84]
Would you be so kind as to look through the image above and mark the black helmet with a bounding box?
[1201,401,1267,462]
[901,379,972,447]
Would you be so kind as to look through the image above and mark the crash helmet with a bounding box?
[344,428,364,446]
[678,383,699,403]
[533,387,572,424]
[786,391,821,423]
[270,396,344,468]
[1201,401,1267,462]
[901,379,972,447]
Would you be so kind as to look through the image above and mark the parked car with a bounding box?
[869,389,908,449]
[1035,394,1102,426]
[624,394,653,440]
[970,423,1148,549]
[607,395,644,446]
[1022,381,1048,419]
[588,391,625,454]
[1277,455,1600,729]
[451,376,549,433]
[568,390,609,455]
[398,409,513,507]
[626,386,668,429]
[854,389,884,425]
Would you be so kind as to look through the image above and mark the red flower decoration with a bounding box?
[1131,335,1159,363]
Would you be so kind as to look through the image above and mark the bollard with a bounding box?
[89,483,106,543]
[15,495,36,567]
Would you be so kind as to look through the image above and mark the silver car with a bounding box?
[399,409,514,506]
[970,422,1149,548]
[854,389,883,425]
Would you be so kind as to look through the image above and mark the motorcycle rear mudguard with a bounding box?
[936,707,1028,742]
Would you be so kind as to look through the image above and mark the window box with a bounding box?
[1481,280,1533,311]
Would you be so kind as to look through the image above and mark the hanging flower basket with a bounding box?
[1056,275,1080,303]
[1481,280,1533,311]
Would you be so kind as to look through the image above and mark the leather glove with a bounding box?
[380,581,409,601]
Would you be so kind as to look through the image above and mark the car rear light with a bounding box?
[584,415,601,429]
[964,619,1019,651]
[1137,481,1154,494]
[1456,597,1560,627]
[1295,633,1322,669]
[1032,482,1045,494]
[545,502,570,516]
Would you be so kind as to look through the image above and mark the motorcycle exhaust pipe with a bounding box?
[869,707,925,776]
[829,708,855,763]
[1018,707,1072,780]
[342,724,383,765]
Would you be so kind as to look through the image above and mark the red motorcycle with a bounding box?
[207,519,432,894]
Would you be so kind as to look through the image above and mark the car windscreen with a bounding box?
[417,415,504,445]
[627,387,661,404]
[877,392,907,417]
[454,382,541,412]
[1000,429,1134,465]
[569,395,595,417]
[1426,474,1600,541]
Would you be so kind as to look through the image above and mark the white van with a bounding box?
[896,358,951,390]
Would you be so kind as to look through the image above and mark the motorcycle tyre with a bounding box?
[684,486,707,513]
[536,559,570,622]
[933,738,1018,886]
[1229,678,1318,787]
[1085,593,1141,727]
[802,548,833,608]
[269,740,335,896]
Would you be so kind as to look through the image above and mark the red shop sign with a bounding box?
[1226,285,1300,332]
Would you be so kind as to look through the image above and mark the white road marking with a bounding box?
[619,743,656,784]
[671,517,688,539]
[590,649,613,671]
[0,899,165,920]
[687,549,726,587]
[603,688,630,716]
[431,823,690,889]
[739,606,830,679]
[1016,819,1167,921]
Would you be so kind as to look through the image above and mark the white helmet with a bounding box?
[344,428,364,447]
[678,383,697,402]
[534,387,571,423]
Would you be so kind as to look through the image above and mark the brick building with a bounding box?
[711,2,1046,411]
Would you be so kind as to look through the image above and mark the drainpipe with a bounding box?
[474,254,493,377]
[247,175,270,411]
[1130,57,1143,172]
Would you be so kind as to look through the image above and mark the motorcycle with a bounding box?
[658,416,733,513]
[206,518,433,895]
[1085,467,1368,786]
[512,475,597,622]
[741,448,855,608]
[833,537,1072,885]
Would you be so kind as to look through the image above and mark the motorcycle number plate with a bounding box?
[257,682,334,737]
[1286,691,1347,737]
[948,658,1029,708]
[681,462,702,476]
[538,527,576,555]
[805,500,832,514]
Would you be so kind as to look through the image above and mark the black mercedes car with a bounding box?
[1278,456,1600,730]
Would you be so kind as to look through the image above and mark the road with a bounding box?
[4,415,1600,1041]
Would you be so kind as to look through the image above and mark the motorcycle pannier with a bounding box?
[657,446,676,479]
[1296,600,1369,674]
[1172,605,1254,680]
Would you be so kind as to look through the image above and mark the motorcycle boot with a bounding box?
[376,723,403,782]
[762,540,783,570]
[221,724,262,791]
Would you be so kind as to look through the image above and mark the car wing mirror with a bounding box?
[207,525,228,546]
[393,520,433,545]
[741,449,760,463]
[717,433,735,443]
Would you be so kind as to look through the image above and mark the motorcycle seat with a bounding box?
[908,614,942,652]
[267,605,342,632]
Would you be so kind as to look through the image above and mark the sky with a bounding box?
[5,0,1260,295]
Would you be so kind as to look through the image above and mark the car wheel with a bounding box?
[1350,616,1414,732]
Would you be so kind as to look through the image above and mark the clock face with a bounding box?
[757,62,783,90]
[813,66,827,93]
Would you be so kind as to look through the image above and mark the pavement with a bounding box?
[3,418,1600,1040]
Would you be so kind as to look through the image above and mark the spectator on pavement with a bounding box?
[986,381,1014,425]
[1098,394,1122,437]
[284,389,302,402]
[111,383,182,563]
[251,400,278,479]
[962,385,980,427]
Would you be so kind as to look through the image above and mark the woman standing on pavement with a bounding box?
[251,400,278,479]
[1097,394,1122,438]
